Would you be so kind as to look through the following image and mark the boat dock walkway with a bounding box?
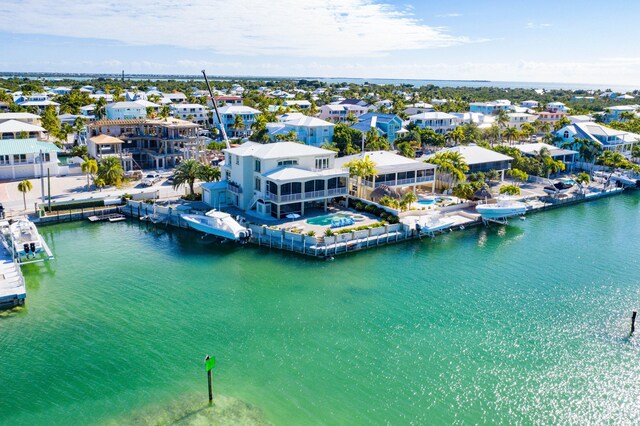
[87,213,126,222]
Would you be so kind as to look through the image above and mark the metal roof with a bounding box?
[0,139,61,155]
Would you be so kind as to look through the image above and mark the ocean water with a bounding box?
[1,193,640,425]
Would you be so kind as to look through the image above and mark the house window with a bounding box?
[225,170,231,181]
[315,157,329,169]
[0,155,9,165]
[255,159,261,172]
[255,177,261,191]
[235,155,239,165]
[563,131,569,139]
[13,154,27,164]
[277,159,298,167]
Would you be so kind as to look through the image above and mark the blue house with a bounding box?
[350,113,403,144]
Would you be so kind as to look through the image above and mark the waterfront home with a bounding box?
[506,112,538,130]
[0,120,46,140]
[218,142,349,218]
[0,112,42,126]
[170,104,208,124]
[266,115,335,146]
[514,143,578,167]
[602,105,639,123]
[536,111,567,129]
[335,151,437,198]
[350,113,403,143]
[408,112,458,134]
[213,105,262,138]
[424,144,513,179]
[105,102,148,120]
[469,100,511,115]
[166,92,187,103]
[554,122,640,156]
[0,139,61,180]
[547,102,570,113]
[88,117,201,170]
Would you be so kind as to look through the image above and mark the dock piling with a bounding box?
[631,311,637,335]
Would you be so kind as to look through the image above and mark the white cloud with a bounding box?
[0,0,471,57]
[436,13,462,17]
[525,22,552,29]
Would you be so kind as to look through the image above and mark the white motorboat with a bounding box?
[476,197,527,220]
[181,210,252,242]
[8,217,44,258]
[403,214,456,235]
[543,180,575,195]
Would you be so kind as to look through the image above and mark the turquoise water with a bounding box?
[2,193,640,424]
[306,213,352,226]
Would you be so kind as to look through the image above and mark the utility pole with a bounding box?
[39,150,44,201]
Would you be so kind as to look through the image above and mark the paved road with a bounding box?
[0,167,186,217]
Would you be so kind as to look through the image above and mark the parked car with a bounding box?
[141,171,161,186]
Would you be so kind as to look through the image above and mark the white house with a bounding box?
[267,115,335,146]
[216,142,349,218]
[335,151,437,198]
[282,100,312,110]
[0,139,62,180]
[170,103,208,124]
[213,105,262,138]
[408,112,458,134]
[506,112,538,130]
[450,112,495,129]
[520,100,539,109]
[0,120,46,140]
[423,145,513,179]
[0,112,41,126]
[105,102,148,120]
[603,105,639,123]
[547,102,570,113]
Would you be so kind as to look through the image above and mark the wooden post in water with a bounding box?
[205,355,213,403]
[631,311,637,335]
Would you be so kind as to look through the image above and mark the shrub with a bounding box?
[387,215,400,224]
[354,202,366,211]
[324,229,335,237]
[306,230,316,237]
[364,204,376,213]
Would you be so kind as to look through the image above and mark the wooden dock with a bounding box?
[88,213,127,223]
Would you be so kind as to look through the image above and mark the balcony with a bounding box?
[262,187,347,203]
[228,181,242,194]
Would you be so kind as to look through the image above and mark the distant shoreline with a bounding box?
[0,71,637,92]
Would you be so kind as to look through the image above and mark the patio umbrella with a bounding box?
[286,213,301,221]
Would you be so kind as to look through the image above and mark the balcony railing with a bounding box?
[228,182,242,194]
[262,187,347,203]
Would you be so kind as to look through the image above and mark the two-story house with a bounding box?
[218,142,349,219]
[469,100,511,115]
[554,122,640,156]
[213,105,262,138]
[408,112,459,134]
[105,102,148,120]
[171,103,208,124]
[267,115,335,146]
[350,113,403,144]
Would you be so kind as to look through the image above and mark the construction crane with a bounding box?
[201,70,230,150]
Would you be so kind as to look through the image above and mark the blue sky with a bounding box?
[1,0,639,86]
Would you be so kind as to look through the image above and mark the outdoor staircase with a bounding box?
[247,194,261,210]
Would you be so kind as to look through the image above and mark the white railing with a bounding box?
[304,190,326,199]
[327,187,347,196]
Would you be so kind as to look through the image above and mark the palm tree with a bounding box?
[72,117,85,144]
[495,109,509,143]
[503,127,519,145]
[94,97,107,119]
[172,159,202,195]
[95,178,106,192]
[199,165,221,182]
[402,191,417,208]
[574,172,590,191]
[232,115,245,138]
[97,157,124,186]
[424,151,469,190]
[159,105,171,120]
[17,180,32,210]
[346,113,359,125]
[81,156,98,190]
[519,122,535,143]
[345,155,378,199]
[447,127,465,146]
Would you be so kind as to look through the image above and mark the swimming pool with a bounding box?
[306,213,353,226]
[417,197,454,205]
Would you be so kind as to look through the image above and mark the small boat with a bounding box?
[543,180,574,195]
[8,217,44,259]
[404,214,456,235]
[181,210,252,242]
[476,197,527,220]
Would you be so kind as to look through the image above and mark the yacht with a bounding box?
[181,210,252,242]
[7,217,44,259]
[476,197,527,220]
